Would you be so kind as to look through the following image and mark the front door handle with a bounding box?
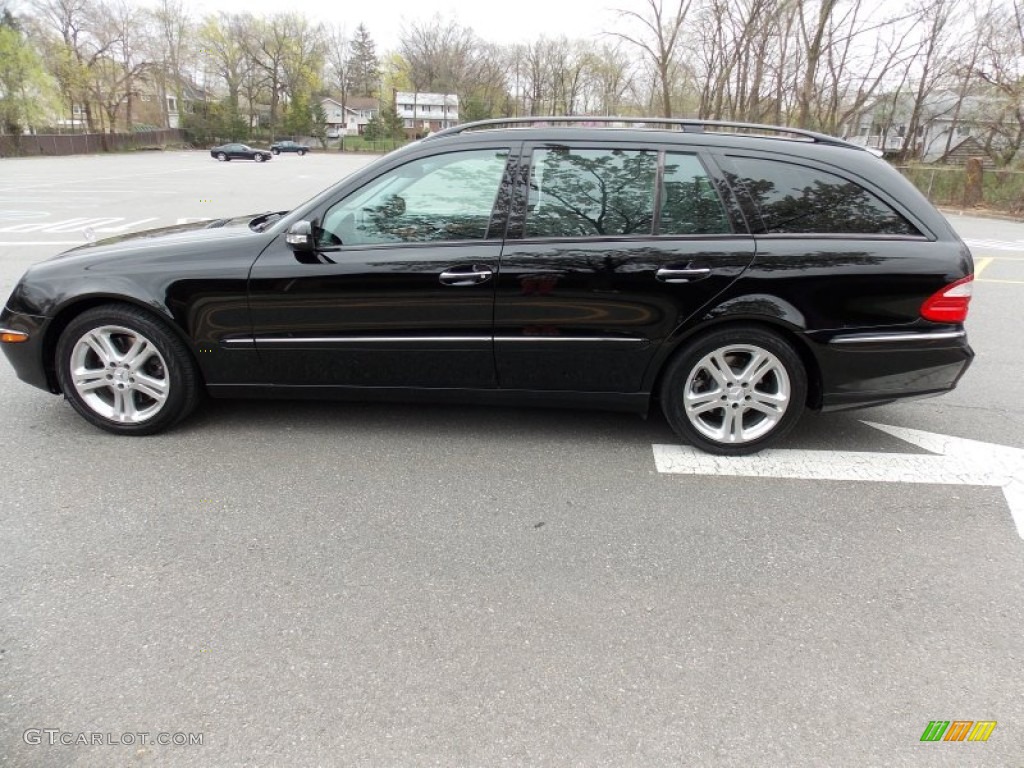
[439,265,493,287]
[656,267,712,284]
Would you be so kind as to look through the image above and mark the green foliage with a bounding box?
[282,92,313,137]
[0,24,54,134]
[362,112,383,142]
[310,102,328,147]
[460,94,494,123]
[378,103,405,140]
[182,100,249,145]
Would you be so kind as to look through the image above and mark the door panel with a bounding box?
[494,238,755,392]
[248,240,499,388]
[246,147,514,389]
[494,142,754,393]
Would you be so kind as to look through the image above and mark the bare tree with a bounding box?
[150,0,190,128]
[611,0,693,117]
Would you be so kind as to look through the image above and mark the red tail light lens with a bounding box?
[920,275,973,323]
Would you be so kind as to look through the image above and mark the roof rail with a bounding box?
[424,115,862,150]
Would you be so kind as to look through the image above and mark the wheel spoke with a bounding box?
[84,330,119,365]
[73,367,110,393]
[722,407,743,442]
[111,388,138,422]
[748,390,787,416]
[739,351,772,384]
[685,389,724,415]
[132,372,168,402]
[705,352,736,387]
[122,337,154,368]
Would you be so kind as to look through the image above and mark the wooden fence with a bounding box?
[0,129,186,157]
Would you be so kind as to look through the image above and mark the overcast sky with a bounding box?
[180,0,623,50]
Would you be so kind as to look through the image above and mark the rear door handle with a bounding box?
[439,265,494,287]
[656,267,712,284]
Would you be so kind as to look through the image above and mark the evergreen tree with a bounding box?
[346,23,381,98]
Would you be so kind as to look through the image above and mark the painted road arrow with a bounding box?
[653,421,1024,539]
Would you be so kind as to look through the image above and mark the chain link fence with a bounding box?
[896,164,1024,216]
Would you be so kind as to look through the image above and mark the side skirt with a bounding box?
[205,384,651,416]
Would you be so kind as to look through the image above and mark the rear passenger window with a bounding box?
[526,148,656,238]
[729,157,919,236]
[660,153,731,235]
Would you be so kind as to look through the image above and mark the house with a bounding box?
[841,89,1010,163]
[320,96,378,136]
[133,74,210,130]
[394,92,459,137]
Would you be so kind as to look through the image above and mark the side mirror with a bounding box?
[285,220,316,253]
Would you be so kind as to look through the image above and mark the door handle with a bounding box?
[656,267,712,284]
[439,265,493,287]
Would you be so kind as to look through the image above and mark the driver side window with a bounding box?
[319,148,510,247]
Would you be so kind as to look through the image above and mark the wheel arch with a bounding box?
[648,316,824,413]
[42,295,200,394]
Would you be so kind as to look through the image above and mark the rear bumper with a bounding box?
[811,328,973,411]
[0,306,54,393]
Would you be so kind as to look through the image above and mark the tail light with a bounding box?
[920,275,973,323]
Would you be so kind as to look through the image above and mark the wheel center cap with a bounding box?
[727,385,744,402]
[114,368,130,384]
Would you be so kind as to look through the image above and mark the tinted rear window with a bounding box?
[729,157,919,236]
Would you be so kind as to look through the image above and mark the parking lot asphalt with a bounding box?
[1,152,1022,767]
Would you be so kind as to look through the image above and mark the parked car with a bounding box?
[210,143,272,162]
[270,140,310,155]
[0,117,974,453]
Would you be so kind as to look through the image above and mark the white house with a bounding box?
[320,96,379,136]
[394,92,459,135]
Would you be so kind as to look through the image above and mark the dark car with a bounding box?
[270,140,310,155]
[0,117,974,454]
[210,143,272,162]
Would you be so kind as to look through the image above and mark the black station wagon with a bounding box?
[0,117,974,454]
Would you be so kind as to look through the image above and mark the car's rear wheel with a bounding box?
[298,150,305,156]
[255,153,265,162]
[216,152,227,161]
[660,326,807,455]
[55,305,201,436]
[272,148,279,155]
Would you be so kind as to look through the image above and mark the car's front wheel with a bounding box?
[660,326,807,455]
[55,305,201,435]
[216,152,227,161]
[297,150,306,156]
[271,148,279,155]
[255,153,265,162]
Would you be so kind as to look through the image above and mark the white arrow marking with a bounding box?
[0,217,92,233]
[47,217,124,232]
[653,421,1024,539]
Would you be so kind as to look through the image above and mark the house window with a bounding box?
[167,97,177,112]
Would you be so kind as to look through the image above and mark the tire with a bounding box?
[216,152,227,162]
[55,305,201,436]
[255,153,265,162]
[298,150,305,156]
[272,148,279,155]
[660,326,807,455]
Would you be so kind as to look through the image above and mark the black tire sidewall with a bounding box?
[55,306,200,436]
[660,326,808,455]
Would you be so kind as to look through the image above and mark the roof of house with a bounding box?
[395,92,459,107]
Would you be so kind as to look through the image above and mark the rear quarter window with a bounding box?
[728,156,920,236]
